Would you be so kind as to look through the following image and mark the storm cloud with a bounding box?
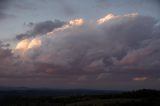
[16,20,66,40]
[1,13,160,89]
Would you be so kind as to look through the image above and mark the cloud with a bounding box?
[96,73,110,80]
[15,13,160,76]
[1,13,160,88]
[133,77,148,81]
[0,41,18,75]
[78,75,88,81]
[117,39,160,65]
[0,41,13,59]
[16,20,66,40]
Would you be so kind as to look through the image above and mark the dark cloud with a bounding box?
[21,13,160,81]
[0,41,12,59]
[0,41,18,78]
[13,14,160,83]
[16,20,66,40]
[1,13,160,89]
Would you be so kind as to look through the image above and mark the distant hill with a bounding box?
[0,86,122,96]
[0,86,30,91]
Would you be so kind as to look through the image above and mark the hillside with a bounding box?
[0,89,159,106]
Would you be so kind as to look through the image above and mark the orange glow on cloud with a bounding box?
[46,18,84,36]
[97,13,138,24]
[15,38,41,58]
[15,39,30,52]
[28,38,41,49]
[133,77,148,81]
[69,18,84,26]
[97,14,114,24]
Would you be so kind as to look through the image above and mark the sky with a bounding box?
[0,0,160,90]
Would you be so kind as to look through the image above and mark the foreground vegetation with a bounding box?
[0,89,160,106]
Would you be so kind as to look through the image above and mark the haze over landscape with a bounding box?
[0,0,160,90]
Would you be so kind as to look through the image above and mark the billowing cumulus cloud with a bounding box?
[16,20,66,40]
[1,13,160,88]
